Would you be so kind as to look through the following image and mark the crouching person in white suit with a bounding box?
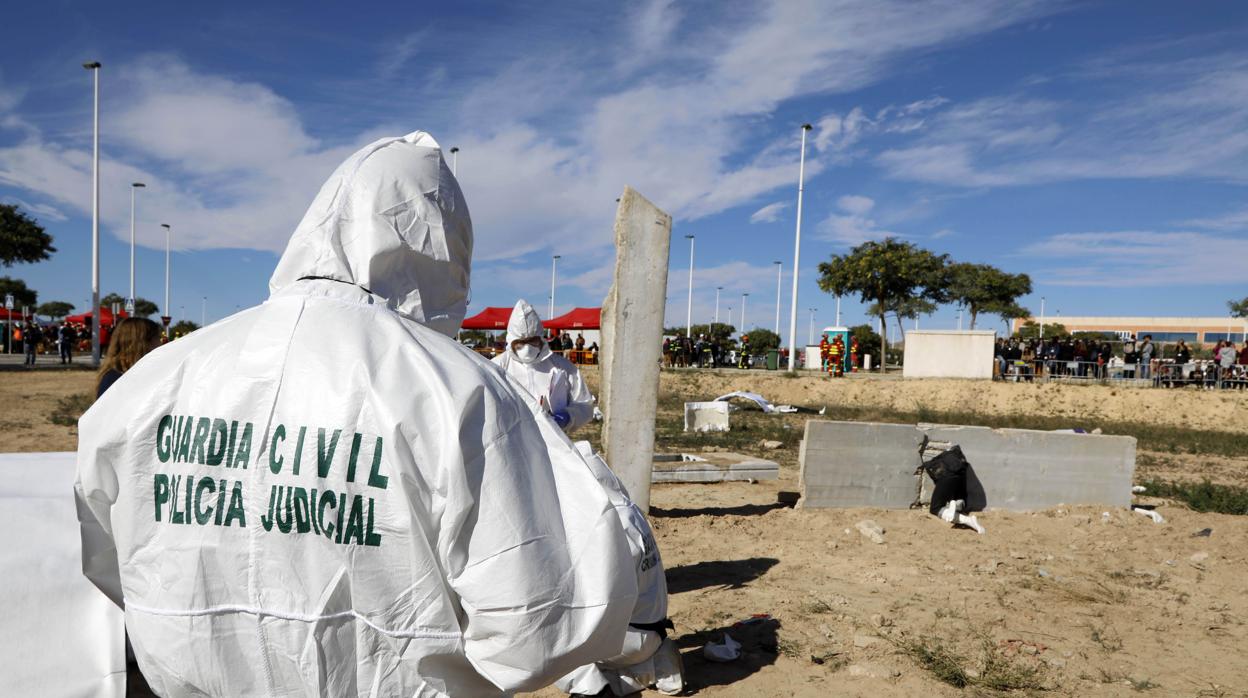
[558,443,683,697]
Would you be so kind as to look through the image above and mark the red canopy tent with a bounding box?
[459,306,513,330]
[65,307,129,326]
[543,307,601,331]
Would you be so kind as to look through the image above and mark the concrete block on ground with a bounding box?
[652,452,779,483]
[902,330,996,379]
[798,420,924,508]
[917,424,1136,510]
[684,401,730,432]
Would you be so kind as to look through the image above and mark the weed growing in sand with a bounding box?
[1090,624,1124,653]
[48,393,93,427]
[776,636,804,658]
[892,634,1048,692]
[1139,479,1248,516]
[799,598,835,615]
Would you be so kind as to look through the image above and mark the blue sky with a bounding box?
[1,1,1246,341]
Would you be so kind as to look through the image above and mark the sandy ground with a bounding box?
[5,369,1247,696]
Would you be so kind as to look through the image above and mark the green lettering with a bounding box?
[317,428,341,478]
[346,433,363,483]
[206,419,228,466]
[293,487,310,533]
[223,481,246,527]
[275,486,292,533]
[226,421,238,466]
[170,475,184,524]
[269,424,286,474]
[292,426,306,476]
[364,497,382,547]
[184,472,193,524]
[214,479,227,525]
[194,477,216,525]
[319,490,336,540]
[175,417,193,463]
[344,494,365,545]
[156,416,173,463]
[233,423,253,469]
[367,437,388,490]
[189,418,211,465]
[335,492,346,544]
[309,488,321,535]
[261,485,276,531]
[153,473,170,521]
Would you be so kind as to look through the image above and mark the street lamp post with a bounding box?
[449,147,459,176]
[201,297,206,327]
[128,183,145,308]
[684,235,696,339]
[1039,296,1046,341]
[835,295,841,327]
[773,261,782,336]
[808,308,817,346]
[549,255,560,319]
[741,292,749,333]
[786,123,813,370]
[83,60,102,365]
[162,223,171,337]
[714,287,722,326]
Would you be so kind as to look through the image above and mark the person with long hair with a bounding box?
[96,317,163,398]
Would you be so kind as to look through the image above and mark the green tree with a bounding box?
[817,238,949,372]
[1015,320,1068,340]
[36,301,75,319]
[741,327,780,354]
[0,276,37,308]
[101,292,160,318]
[664,323,738,347]
[1229,297,1248,318]
[0,203,55,267]
[849,324,881,367]
[170,320,200,338]
[946,262,1032,329]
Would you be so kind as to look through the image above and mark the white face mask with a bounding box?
[514,343,541,363]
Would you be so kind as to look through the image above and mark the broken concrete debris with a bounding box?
[854,519,885,544]
[798,420,1136,512]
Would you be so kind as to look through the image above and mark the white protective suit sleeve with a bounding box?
[75,130,638,697]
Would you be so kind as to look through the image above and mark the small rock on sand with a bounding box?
[855,520,885,544]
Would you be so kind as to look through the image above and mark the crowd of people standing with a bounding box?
[994,334,1247,388]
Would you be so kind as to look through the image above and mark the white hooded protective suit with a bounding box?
[491,300,595,431]
[74,131,638,697]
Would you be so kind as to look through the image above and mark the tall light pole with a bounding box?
[741,292,749,333]
[201,296,206,327]
[84,61,102,365]
[835,295,842,327]
[129,182,146,310]
[808,308,817,345]
[685,235,695,339]
[1039,296,1046,341]
[549,255,560,318]
[162,223,171,338]
[773,261,782,336]
[786,123,813,370]
[714,287,723,326]
[449,146,459,176]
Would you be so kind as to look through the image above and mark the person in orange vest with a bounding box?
[827,336,845,377]
[850,336,859,373]
[819,335,830,372]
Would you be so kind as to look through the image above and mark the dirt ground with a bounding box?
[5,368,1247,696]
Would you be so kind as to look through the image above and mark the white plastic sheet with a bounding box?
[0,451,125,697]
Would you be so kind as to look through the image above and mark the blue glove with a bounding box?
[552,410,571,429]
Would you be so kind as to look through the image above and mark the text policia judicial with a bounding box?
[151,415,389,547]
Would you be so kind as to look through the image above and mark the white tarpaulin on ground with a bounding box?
[0,451,125,697]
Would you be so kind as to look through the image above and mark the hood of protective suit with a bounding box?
[506,299,553,363]
[269,131,471,337]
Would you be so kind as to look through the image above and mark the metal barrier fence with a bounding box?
[996,358,1248,388]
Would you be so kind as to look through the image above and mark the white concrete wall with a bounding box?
[902,330,996,379]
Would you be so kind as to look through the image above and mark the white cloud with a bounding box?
[818,194,898,244]
[749,201,789,223]
[1183,205,1248,232]
[2,197,67,222]
[1021,231,1248,286]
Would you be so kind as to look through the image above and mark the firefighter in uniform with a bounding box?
[819,335,830,373]
[850,336,859,373]
[827,335,844,377]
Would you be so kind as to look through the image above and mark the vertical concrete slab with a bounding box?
[601,187,672,512]
[917,425,1136,510]
[799,420,924,508]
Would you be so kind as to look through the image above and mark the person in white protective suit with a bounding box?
[492,299,595,432]
[74,131,641,697]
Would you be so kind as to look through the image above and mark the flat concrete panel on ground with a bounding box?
[902,330,996,379]
[918,424,1136,510]
[799,420,924,508]
[653,452,779,483]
